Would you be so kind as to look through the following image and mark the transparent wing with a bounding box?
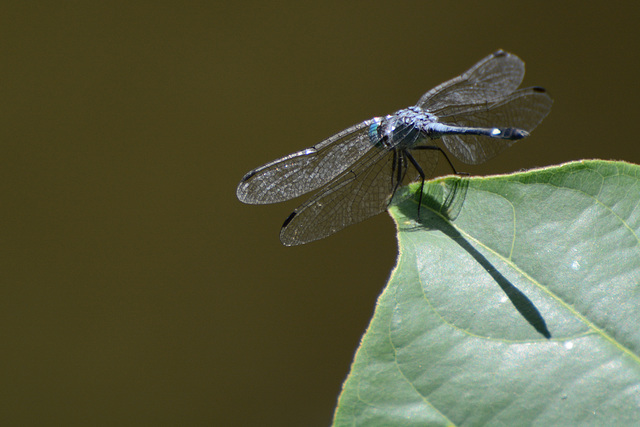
[417,50,525,111]
[237,119,375,204]
[279,147,395,246]
[436,87,553,164]
[406,145,440,183]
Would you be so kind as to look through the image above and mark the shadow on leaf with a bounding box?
[393,178,551,339]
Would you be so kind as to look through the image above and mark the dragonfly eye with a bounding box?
[368,118,388,147]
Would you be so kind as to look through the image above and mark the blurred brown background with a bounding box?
[1,1,638,425]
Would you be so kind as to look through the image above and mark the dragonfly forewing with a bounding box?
[237,119,375,204]
[417,50,525,112]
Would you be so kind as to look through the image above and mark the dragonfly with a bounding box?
[236,50,553,246]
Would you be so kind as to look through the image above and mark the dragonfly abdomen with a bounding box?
[425,122,530,140]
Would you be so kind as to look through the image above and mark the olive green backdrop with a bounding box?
[1,1,638,425]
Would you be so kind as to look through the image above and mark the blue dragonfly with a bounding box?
[237,50,553,246]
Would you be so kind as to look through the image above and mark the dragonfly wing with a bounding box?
[280,147,395,246]
[436,87,553,164]
[237,119,375,204]
[417,50,525,112]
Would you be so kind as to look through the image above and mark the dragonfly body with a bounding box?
[237,50,553,246]
[369,104,532,149]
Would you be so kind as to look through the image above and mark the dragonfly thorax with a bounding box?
[396,106,438,129]
[368,106,437,150]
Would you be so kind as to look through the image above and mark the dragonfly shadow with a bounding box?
[394,185,551,339]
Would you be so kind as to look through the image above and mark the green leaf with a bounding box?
[333,160,640,426]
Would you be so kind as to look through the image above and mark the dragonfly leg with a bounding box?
[389,149,409,208]
[412,145,460,174]
[408,145,472,216]
[405,151,426,217]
